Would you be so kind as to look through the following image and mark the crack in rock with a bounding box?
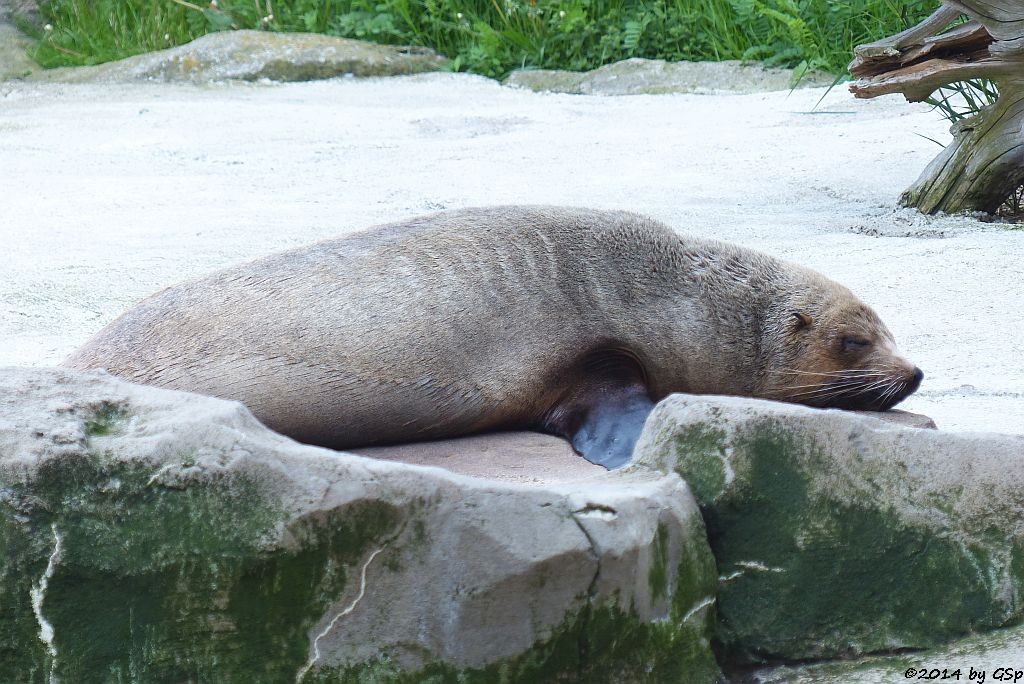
[145,463,175,486]
[682,596,716,624]
[569,510,604,677]
[295,545,387,682]
[30,523,63,684]
[569,511,604,598]
[573,504,618,521]
[734,560,786,573]
[720,560,787,584]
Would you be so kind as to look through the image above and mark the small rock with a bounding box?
[504,57,833,96]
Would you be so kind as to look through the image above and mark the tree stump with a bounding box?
[849,1,1024,215]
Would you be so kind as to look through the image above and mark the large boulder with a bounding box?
[632,395,1024,666]
[0,367,719,682]
[32,29,447,83]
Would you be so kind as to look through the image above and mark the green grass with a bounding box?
[22,0,940,79]
[926,78,998,122]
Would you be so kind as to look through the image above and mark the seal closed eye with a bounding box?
[62,206,923,470]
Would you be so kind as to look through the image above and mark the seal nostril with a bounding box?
[912,367,924,384]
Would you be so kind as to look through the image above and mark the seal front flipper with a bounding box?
[569,384,655,469]
[543,374,655,470]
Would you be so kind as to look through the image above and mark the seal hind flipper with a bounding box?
[567,384,655,470]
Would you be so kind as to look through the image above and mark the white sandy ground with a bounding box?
[0,73,1021,435]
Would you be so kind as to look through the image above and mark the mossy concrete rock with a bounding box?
[632,395,1024,666]
[504,58,832,95]
[32,29,447,84]
[0,367,719,682]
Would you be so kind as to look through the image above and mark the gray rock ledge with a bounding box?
[0,366,718,682]
[632,394,1024,666]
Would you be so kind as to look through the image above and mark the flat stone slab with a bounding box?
[355,431,604,484]
[633,394,1024,665]
[29,29,448,83]
[358,412,934,485]
[0,366,719,682]
[853,408,936,429]
[504,57,833,95]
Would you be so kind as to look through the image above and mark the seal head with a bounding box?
[759,272,923,411]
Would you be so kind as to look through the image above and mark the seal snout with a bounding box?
[868,361,923,411]
[784,357,924,412]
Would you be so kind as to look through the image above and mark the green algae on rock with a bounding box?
[0,367,720,682]
[633,395,1024,666]
[305,512,720,683]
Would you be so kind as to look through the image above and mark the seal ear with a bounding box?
[790,311,813,329]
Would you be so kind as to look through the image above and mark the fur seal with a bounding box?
[63,206,923,469]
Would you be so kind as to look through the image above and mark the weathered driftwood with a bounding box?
[850,1,1024,214]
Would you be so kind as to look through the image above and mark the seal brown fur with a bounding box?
[62,206,923,468]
